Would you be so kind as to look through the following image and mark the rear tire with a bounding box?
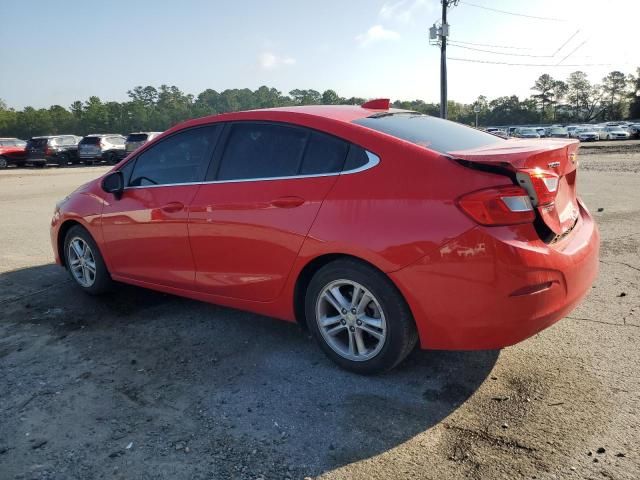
[63,225,113,295]
[0,156,7,169]
[305,259,418,374]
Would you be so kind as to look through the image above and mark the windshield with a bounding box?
[353,113,504,153]
[80,137,101,145]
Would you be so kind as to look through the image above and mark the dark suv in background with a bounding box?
[78,134,126,165]
[26,135,82,167]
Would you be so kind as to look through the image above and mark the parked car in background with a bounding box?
[513,127,540,138]
[546,127,569,138]
[0,138,28,168]
[599,126,631,140]
[566,125,580,138]
[78,134,126,165]
[628,123,640,139]
[26,135,82,167]
[50,101,599,373]
[574,127,599,142]
[536,128,546,138]
[123,132,163,157]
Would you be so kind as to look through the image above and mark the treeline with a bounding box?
[1,69,639,138]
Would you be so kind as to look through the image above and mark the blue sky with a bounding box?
[1,0,638,109]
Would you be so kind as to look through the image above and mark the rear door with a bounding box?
[189,122,349,301]
[101,125,220,289]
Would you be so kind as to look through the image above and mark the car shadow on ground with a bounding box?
[0,264,499,478]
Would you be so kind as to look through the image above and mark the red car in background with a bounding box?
[50,100,599,374]
[0,138,28,168]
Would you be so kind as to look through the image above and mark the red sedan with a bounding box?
[0,138,28,168]
[50,100,599,373]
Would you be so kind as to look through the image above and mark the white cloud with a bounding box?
[380,0,428,23]
[356,25,400,47]
[258,52,296,70]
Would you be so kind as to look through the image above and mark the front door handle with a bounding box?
[270,196,305,208]
[161,201,184,213]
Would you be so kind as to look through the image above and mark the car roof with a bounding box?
[159,104,414,141]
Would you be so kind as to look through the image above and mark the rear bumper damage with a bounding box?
[391,199,599,350]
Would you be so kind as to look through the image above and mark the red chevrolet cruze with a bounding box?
[50,100,599,373]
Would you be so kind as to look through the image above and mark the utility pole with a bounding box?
[432,1,458,119]
[440,1,448,119]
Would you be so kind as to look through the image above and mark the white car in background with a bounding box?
[566,125,580,138]
[599,126,631,140]
[574,127,599,142]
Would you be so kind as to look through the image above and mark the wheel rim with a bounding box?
[0,157,7,168]
[67,237,97,287]
[316,279,387,362]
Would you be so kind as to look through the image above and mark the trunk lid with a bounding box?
[449,138,580,236]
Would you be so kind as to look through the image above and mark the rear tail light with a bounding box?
[517,169,559,206]
[457,185,535,226]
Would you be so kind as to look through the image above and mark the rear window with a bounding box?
[127,133,149,143]
[80,137,101,145]
[353,113,504,153]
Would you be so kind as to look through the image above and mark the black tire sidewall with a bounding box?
[305,259,417,374]
[63,225,112,295]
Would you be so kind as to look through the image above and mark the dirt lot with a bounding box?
[0,150,639,479]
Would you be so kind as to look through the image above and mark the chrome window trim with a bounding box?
[124,151,380,190]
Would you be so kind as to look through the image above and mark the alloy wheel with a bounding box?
[67,237,97,287]
[315,279,387,362]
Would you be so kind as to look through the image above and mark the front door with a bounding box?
[101,125,221,289]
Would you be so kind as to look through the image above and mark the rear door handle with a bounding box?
[161,201,184,213]
[270,196,305,208]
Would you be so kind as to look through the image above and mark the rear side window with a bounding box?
[108,136,125,145]
[299,132,349,175]
[353,113,504,153]
[129,125,220,187]
[217,123,307,181]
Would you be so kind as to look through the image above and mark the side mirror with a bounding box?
[101,171,124,199]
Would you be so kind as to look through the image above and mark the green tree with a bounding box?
[629,67,640,119]
[601,71,629,120]
[531,74,557,120]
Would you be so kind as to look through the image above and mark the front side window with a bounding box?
[129,125,220,187]
[216,123,307,181]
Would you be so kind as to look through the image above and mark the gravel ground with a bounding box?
[0,150,638,479]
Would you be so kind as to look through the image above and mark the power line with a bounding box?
[448,56,620,67]
[448,42,553,58]
[556,40,587,65]
[552,30,580,56]
[447,39,533,50]
[458,1,566,21]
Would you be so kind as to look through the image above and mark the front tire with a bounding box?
[305,259,417,374]
[63,225,113,294]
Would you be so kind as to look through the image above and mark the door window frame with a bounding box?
[205,120,379,184]
[119,121,380,190]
